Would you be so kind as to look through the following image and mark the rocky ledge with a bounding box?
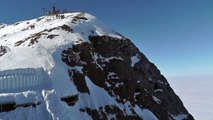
[61,35,194,120]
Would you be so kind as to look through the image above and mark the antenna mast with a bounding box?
[42,6,46,15]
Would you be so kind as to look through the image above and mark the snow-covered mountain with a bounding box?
[0,12,194,120]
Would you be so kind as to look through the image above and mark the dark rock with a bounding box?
[0,102,16,112]
[85,108,102,120]
[70,70,90,94]
[61,94,78,106]
[73,13,88,21]
[61,35,194,120]
[47,34,59,39]
[62,48,81,67]
[60,24,73,32]
[0,45,9,57]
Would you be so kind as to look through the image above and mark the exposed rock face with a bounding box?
[61,35,194,120]
[0,12,194,120]
[0,45,9,57]
[0,23,6,29]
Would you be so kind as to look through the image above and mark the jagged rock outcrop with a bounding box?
[62,35,194,120]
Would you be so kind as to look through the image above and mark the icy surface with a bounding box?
[130,54,140,67]
[0,90,50,120]
[0,91,42,104]
[133,105,158,120]
[169,113,188,120]
[0,68,50,93]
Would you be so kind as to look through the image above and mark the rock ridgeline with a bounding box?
[61,35,194,120]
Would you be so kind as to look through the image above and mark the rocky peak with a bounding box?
[61,35,194,120]
[0,12,194,120]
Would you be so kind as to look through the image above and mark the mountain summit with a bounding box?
[0,12,194,120]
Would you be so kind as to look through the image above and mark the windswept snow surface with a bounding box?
[0,12,121,72]
[0,12,160,120]
[0,12,122,120]
[168,75,213,120]
[0,12,122,97]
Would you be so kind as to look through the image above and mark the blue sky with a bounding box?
[0,0,213,77]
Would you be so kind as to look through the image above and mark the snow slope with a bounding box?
[0,12,162,120]
[168,75,213,120]
[0,12,121,72]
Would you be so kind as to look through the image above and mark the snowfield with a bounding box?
[0,12,162,120]
[168,75,213,120]
[0,12,121,72]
